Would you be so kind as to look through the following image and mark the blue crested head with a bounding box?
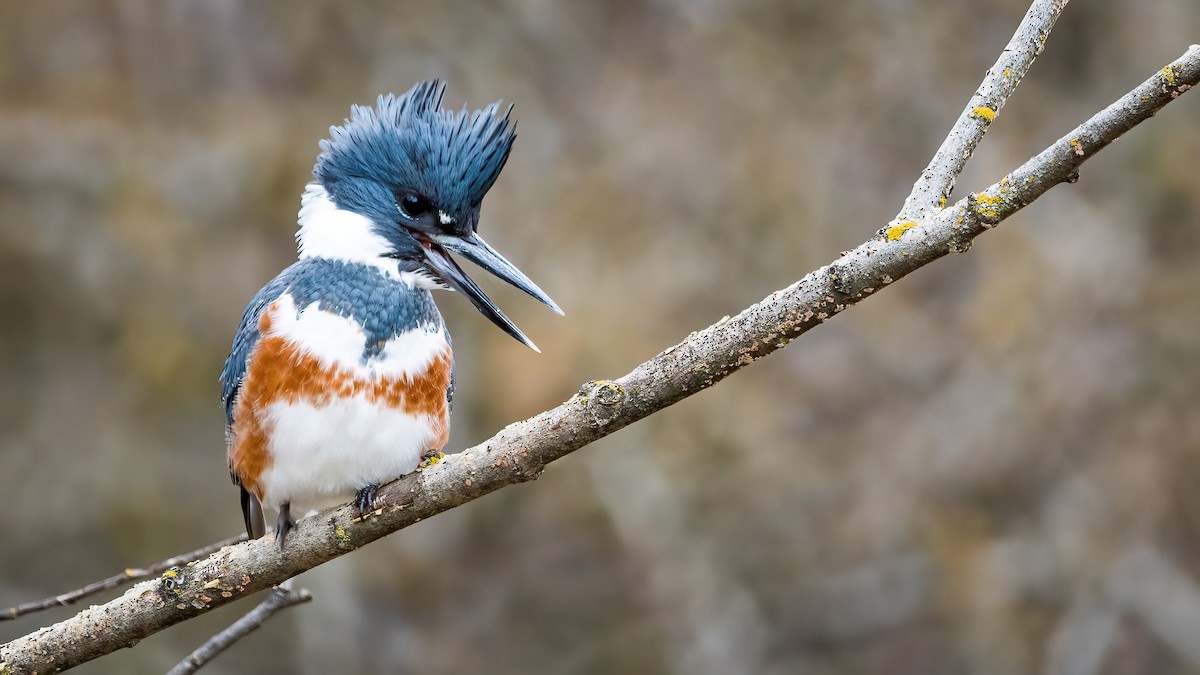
[302,80,561,352]
[315,80,515,230]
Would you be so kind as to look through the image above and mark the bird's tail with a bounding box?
[240,486,267,539]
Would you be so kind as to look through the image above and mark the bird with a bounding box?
[219,81,561,546]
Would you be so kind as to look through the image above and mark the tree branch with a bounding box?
[1,535,246,622]
[165,582,312,675]
[1,28,1196,675]
[895,0,1068,222]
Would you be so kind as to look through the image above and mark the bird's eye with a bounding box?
[398,193,433,219]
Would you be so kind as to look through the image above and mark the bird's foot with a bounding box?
[275,502,294,549]
[419,448,445,469]
[354,483,381,518]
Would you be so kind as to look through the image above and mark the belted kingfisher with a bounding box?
[220,81,560,545]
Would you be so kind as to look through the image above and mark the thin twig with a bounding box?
[166,582,312,675]
[895,0,1069,222]
[941,44,1200,231]
[1,534,247,622]
[2,33,1198,675]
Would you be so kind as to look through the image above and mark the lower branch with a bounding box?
[165,583,312,675]
[1,44,1196,675]
[1,535,246,622]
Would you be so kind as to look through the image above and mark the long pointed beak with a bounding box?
[436,232,564,316]
[417,233,560,352]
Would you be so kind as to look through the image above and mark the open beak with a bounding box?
[416,232,561,352]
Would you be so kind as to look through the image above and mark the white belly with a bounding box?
[257,396,438,513]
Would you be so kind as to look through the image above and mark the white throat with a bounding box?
[295,182,440,289]
[297,182,392,263]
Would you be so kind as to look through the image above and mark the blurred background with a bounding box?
[2,1,1199,673]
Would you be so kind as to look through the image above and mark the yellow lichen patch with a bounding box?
[973,106,996,122]
[939,195,947,209]
[335,524,351,547]
[1070,137,1084,156]
[420,451,445,469]
[974,192,1005,221]
[1162,65,1178,87]
[885,221,917,241]
[1003,68,1012,78]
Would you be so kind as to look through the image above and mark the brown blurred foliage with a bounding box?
[2,1,1200,673]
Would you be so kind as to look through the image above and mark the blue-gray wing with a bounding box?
[220,275,289,428]
[222,276,288,539]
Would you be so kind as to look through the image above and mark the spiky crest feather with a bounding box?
[314,80,516,216]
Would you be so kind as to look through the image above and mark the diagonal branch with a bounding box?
[1,36,1196,675]
[895,0,1069,223]
[165,582,312,675]
[1,534,246,622]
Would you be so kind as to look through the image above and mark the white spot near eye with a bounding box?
[438,210,454,225]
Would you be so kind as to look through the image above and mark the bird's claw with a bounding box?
[275,502,294,549]
[354,484,380,518]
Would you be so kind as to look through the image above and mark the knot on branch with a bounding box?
[159,567,188,600]
[967,190,1004,228]
[827,261,854,299]
[580,380,625,428]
